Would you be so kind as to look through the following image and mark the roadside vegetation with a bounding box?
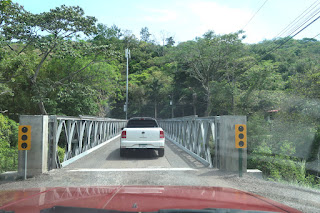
[0,114,18,173]
[0,1,319,187]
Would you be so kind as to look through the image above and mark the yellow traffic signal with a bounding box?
[18,125,31,150]
[235,124,247,148]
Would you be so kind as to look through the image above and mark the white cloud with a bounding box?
[187,1,252,35]
[118,0,274,43]
[141,8,178,23]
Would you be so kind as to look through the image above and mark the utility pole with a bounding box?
[125,48,130,120]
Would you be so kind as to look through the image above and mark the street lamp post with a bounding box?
[169,95,174,118]
[189,87,197,115]
[125,48,130,120]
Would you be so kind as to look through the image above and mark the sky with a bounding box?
[15,0,320,44]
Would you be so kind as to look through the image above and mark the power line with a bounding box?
[290,14,320,39]
[312,32,320,39]
[282,5,320,39]
[265,13,320,56]
[257,0,320,61]
[241,8,320,77]
[242,0,269,30]
[253,14,319,66]
[236,11,320,94]
[275,0,320,38]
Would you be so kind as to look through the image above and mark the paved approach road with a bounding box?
[1,137,320,212]
[66,136,206,170]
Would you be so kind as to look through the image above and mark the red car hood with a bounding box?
[0,186,300,213]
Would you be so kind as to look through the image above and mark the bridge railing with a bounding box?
[158,116,218,168]
[159,115,247,171]
[18,115,126,176]
[48,116,127,169]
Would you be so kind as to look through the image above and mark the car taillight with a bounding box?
[121,131,126,138]
[160,130,164,138]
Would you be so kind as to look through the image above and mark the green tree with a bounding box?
[176,31,246,116]
[165,36,175,47]
[140,27,151,42]
[145,68,173,118]
[0,0,11,16]
[0,114,18,172]
[1,4,100,114]
[0,4,123,116]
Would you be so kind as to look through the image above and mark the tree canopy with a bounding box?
[1,2,319,121]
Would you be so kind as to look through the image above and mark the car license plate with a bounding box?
[139,144,147,148]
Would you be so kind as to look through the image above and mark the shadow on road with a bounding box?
[106,148,159,161]
[165,140,207,169]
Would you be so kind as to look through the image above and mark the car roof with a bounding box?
[129,117,156,120]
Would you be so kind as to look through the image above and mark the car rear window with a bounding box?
[126,120,158,128]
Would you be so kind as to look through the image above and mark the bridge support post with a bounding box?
[218,116,247,172]
[18,115,49,177]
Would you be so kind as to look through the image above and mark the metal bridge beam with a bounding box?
[18,115,126,177]
[159,115,247,172]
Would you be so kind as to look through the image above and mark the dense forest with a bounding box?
[0,2,320,187]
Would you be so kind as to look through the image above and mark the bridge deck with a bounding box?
[65,137,207,170]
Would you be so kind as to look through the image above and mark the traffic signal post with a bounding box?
[235,124,247,177]
[18,125,31,180]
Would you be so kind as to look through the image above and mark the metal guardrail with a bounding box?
[48,116,127,169]
[158,116,218,168]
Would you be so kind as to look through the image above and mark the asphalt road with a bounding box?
[65,136,206,170]
[1,137,320,212]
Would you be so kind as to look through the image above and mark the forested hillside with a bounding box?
[1,3,319,120]
[1,2,319,186]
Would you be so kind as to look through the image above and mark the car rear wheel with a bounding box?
[120,148,126,157]
[158,148,164,157]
